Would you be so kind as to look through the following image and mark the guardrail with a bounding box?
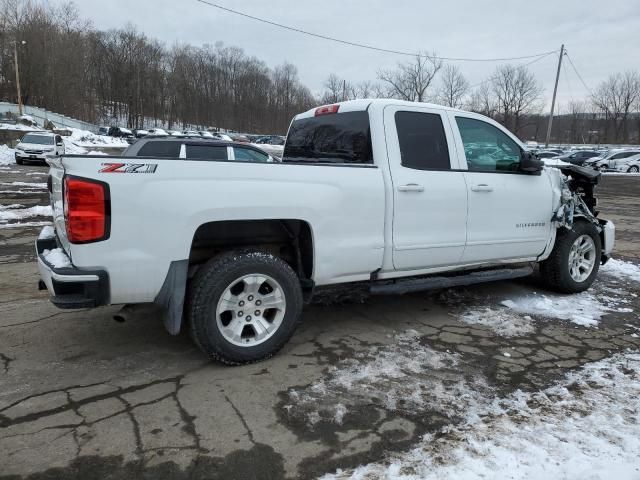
[0,102,98,132]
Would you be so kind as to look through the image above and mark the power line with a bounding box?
[564,51,593,95]
[468,50,558,90]
[195,0,559,63]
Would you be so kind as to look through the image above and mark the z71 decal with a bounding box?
[99,163,158,174]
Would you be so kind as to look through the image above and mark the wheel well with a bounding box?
[189,219,314,280]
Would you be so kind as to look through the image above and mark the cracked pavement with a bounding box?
[0,164,639,479]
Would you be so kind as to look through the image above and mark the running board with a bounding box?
[370,266,534,296]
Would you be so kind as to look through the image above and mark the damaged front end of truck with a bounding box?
[551,164,615,263]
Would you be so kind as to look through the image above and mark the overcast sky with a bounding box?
[65,0,640,111]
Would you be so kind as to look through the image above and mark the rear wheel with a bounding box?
[540,221,601,293]
[187,251,303,365]
[628,165,639,173]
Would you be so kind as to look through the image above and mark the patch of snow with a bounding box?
[65,128,128,147]
[460,307,535,337]
[86,150,108,156]
[38,225,55,240]
[0,182,46,188]
[0,122,39,131]
[0,144,16,165]
[500,290,624,327]
[284,332,491,429]
[0,204,52,223]
[322,352,640,480]
[42,248,71,268]
[602,258,640,283]
[0,221,52,229]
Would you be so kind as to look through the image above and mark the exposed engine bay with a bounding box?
[552,164,601,229]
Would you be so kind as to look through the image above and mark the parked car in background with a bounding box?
[229,133,251,143]
[107,126,134,139]
[122,138,279,163]
[182,130,201,137]
[147,128,169,137]
[255,135,285,146]
[133,129,149,138]
[589,149,640,171]
[15,132,65,165]
[98,127,109,136]
[535,150,562,159]
[213,133,233,142]
[552,150,601,166]
[614,154,640,173]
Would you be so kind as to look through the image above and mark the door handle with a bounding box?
[471,184,493,192]
[397,183,424,192]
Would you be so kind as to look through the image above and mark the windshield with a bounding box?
[21,134,54,145]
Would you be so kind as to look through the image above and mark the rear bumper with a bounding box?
[36,234,110,309]
[16,152,49,161]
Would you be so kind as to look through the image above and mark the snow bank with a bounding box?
[42,248,71,268]
[0,145,16,165]
[323,352,640,480]
[66,128,128,147]
[0,122,38,131]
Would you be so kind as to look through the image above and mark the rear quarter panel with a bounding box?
[60,156,386,304]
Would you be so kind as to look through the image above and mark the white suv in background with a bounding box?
[15,132,65,165]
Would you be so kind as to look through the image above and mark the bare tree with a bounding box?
[377,52,442,102]
[466,82,496,117]
[591,71,640,143]
[436,65,469,108]
[490,64,542,134]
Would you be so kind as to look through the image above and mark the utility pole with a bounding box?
[13,40,26,116]
[545,44,564,147]
[342,79,346,102]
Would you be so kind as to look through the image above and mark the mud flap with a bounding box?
[154,260,189,335]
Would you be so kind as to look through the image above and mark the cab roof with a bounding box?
[294,98,463,120]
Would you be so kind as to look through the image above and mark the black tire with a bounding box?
[187,251,303,365]
[540,221,601,293]
[15,158,23,165]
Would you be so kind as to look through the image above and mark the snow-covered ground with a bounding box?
[322,351,640,480]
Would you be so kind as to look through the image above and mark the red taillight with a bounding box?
[64,176,109,243]
[315,104,340,116]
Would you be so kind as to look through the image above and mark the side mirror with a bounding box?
[520,151,544,175]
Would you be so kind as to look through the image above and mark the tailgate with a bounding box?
[46,156,71,253]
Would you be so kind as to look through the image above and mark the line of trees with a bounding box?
[0,0,314,133]
[321,53,640,145]
[1,0,639,142]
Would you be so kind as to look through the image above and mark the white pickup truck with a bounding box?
[37,99,615,364]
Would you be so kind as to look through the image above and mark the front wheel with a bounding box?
[187,251,303,365]
[540,221,601,293]
[15,157,23,165]
[628,165,639,173]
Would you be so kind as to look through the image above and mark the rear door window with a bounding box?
[137,141,181,158]
[395,111,451,170]
[185,145,228,161]
[283,111,372,164]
